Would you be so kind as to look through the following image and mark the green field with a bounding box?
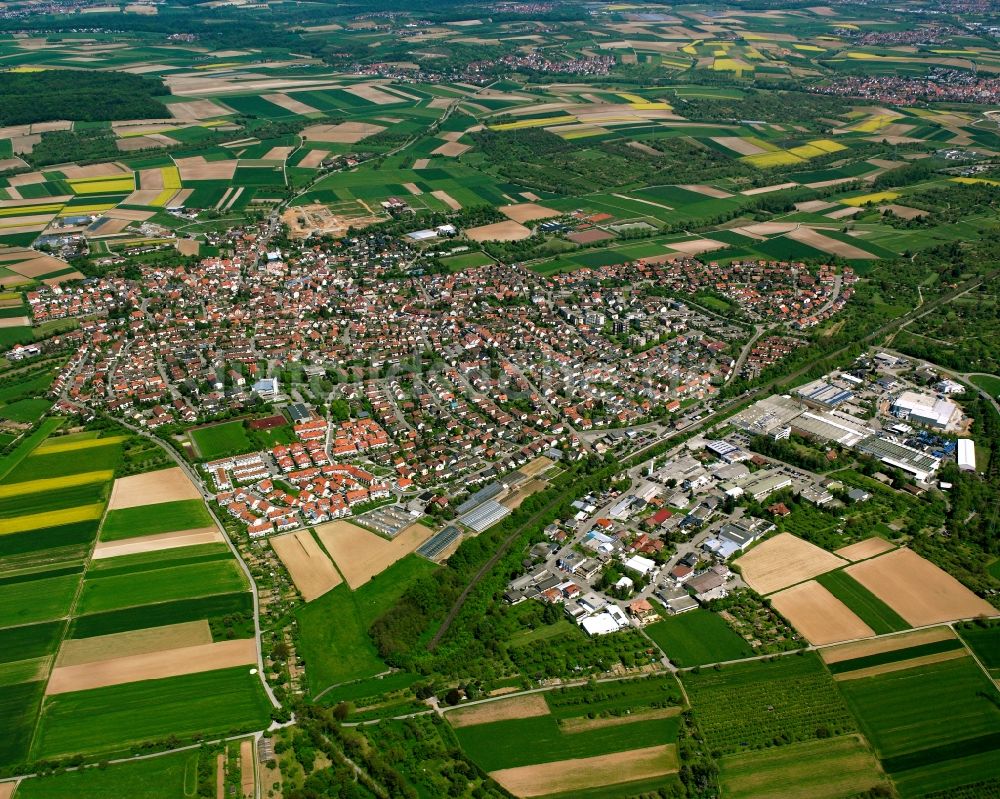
[14,748,201,799]
[6,441,122,482]
[826,637,965,675]
[100,499,214,541]
[0,620,64,664]
[297,555,437,695]
[719,735,889,799]
[837,656,1000,796]
[190,421,253,460]
[544,675,683,719]
[644,609,752,667]
[70,591,253,639]
[681,653,856,755]
[815,570,910,634]
[0,572,80,626]
[0,418,62,482]
[956,621,1000,676]
[76,560,246,614]
[453,712,680,772]
[0,680,44,766]
[32,667,272,759]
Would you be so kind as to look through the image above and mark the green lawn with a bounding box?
[76,560,246,614]
[190,421,253,459]
[32,667,272,759]
[100,499,214,541]
[297,555,437,696]
[15,748,200,799]
[441,251,494,271]
[719,736,889,799]
[644,608,752,667]
[815,570,910,634]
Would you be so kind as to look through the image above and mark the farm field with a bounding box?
[681,652,856,755]
[718,735,890,799]
[956,621,1000,677]
[734,533,847,595]
[837,655,1000,797]
[75,559,247,614]
[13,749,201,799]
[450,676,684,797]
[769,580,875,646]
[32,666,272,759]
[643,608,752,666]
[814,570,911,635]
[100,498,215,541]
[844,548,998,626]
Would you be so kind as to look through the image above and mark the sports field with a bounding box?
[189,421,253,459]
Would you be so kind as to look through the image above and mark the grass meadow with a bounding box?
[297,555,436,695]
[719,735,888,799]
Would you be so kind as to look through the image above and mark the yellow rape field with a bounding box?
[58,203,117,216]
[842,191,900,206]
[0,204,63,217]
[35,435,126,454]
[490,115,576,131]
[851,115,894,133]
[69,178,135,194]
[950,177,1000,186]
[742,151,805,168]
[793,44,826,52]
[0,471,113,500]
[0,503,105,536]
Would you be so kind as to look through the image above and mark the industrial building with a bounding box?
[891,391,962,431]
[856,435,941,483]
[957,439,977,472]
